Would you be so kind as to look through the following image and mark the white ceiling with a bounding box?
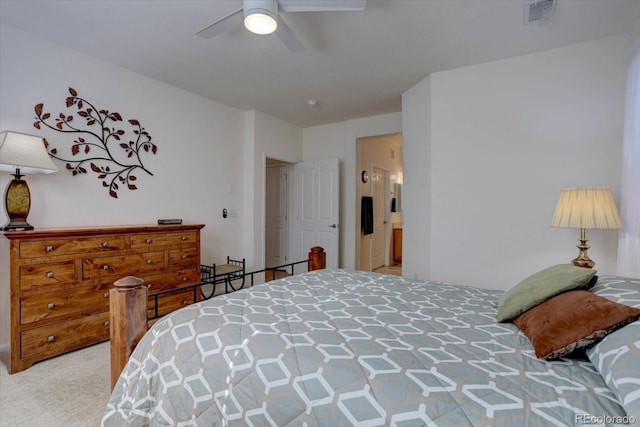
[1,0,638,128]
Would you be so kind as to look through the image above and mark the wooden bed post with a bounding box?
[109,276,147,390]
[109,251,327,389]
[309,246,326,270]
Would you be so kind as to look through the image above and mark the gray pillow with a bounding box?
[586,276,640,421]
[497,264,597,322]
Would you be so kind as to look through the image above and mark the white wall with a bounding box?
[0,24,301,269]
[3,24,629,291]
[303,113,402,269]
[244,110,303,271]
[403,35,629,290]
[402,76,432,281]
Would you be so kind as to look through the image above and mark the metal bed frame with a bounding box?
[109,246,326,388]
[200,256,246,298]
[148,258,311,320]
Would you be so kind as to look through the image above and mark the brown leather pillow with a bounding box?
[513,290,640,360]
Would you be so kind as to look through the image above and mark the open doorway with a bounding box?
[264,156,340,274]
[265,158,291,269]
[356,133,403,276]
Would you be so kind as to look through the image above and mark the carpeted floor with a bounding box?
[373,265,403,276]
[0,341,111,427]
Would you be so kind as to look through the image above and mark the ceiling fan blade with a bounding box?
[278,0,366,12]
[275,16,305,53]
[196,7,243,39]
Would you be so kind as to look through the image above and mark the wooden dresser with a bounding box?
[0,224,205,373]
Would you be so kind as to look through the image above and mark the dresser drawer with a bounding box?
[82,251,166,280]
[169,248,199,269]
[142,269,199,293]
[19,261,76,291]
[19,236,126,259]
[130,231,197,249]
[21,311,110,359]
[21,285,111,324]
[148,288,197,318]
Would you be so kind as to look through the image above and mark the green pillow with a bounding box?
[497,264,597,322]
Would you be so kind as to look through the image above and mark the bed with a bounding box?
[102,268,640,426]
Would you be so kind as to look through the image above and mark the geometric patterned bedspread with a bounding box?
[102,269,628,426]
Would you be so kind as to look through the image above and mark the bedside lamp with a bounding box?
[0,131,59,231]
[551,187,622,268]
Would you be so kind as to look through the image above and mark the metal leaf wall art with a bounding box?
[33,87,157,198]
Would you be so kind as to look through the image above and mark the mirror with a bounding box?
[393,183,402,212]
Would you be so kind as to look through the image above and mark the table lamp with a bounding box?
[0,131,59,231]
[551,187,622,268]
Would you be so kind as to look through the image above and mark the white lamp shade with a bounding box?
[551,187,622,229]
[0,131,59,174]
[244,0,278,35]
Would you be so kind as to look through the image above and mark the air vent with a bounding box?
[524,0,556,24]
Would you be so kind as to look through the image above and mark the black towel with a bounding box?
[361,196,374,235]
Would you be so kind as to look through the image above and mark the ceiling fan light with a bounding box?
[243,0,278,35]
[244,11,277,34]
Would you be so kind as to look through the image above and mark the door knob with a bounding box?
[328,224,337,228]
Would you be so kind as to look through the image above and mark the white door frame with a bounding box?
[265,161,289,267]
[262,156,296,271]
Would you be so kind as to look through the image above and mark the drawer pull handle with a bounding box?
[46,245,54,252]
[102,241,108,247]
[146,259,153,264]
[48,336,55,342]
[48,303,55,309]
[182,277,188,282]
[103,265,110,270]
[182,300,189,305]
[146,239,153,244]
[182,255,187,259]
[181,236,187,241]
[104,292,109,298]
[46,272,54,278]
[104,321,110,327]
[147,284,153,289]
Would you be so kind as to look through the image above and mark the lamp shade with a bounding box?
[551,187,622,230]
[0,131,59,174]
[244,0,278,35]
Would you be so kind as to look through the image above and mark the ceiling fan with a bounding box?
[196,0,367,53]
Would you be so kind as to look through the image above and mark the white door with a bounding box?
[371,166,386,269]
[294,158,339,269]
[265,164,288,267]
